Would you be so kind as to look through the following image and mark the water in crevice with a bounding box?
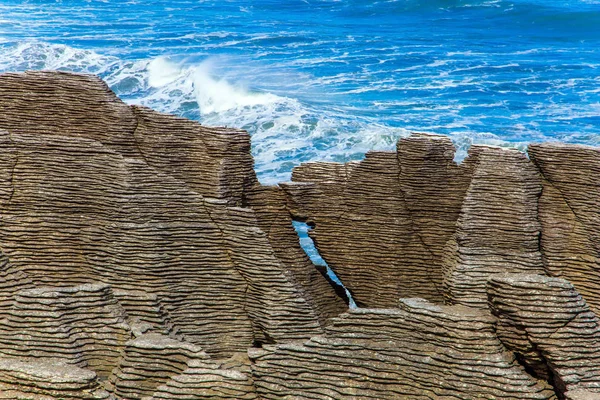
[292,220,357,309]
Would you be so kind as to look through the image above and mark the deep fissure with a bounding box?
[291,220,357,309]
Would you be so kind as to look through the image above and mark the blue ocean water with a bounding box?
[0,0,599,183]
[292,221,358,308]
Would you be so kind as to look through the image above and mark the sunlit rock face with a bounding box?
[0,71,600,399]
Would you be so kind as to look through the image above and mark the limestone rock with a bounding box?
[488,273,600,397]
[0,283,130,379]
[204,200,324,344]
[0,129,255,357]
[0,71,255,206]
[442,146,546,308]
[147,355,257,400]
[4,70,600,400]
[284,135,546,309]
[245,184,348,323]
[565,389,600,400]
[0,71,138,158]
[251,299,555,399]
[112,289,175,337]
[0,70,336,360]
[108,333,209,399]
[131,106,256,207]
[529,143,600,316]
[285,151,438,307]
[0,358,112,399]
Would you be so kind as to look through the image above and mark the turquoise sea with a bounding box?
[0,0,599,183]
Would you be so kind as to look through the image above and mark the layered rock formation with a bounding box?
[529,144,600,316]
[251,299,555,399]
[1,70,600,399]
[488,274,600,396]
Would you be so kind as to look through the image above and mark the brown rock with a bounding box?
[0,283,130,379]
[0,358,112,399]
[251,299,555,399]
[442,145,546,308]
[0,71,256,207]
[108,333,209,399]
[0,71,335,362]
[529,143,600,316]
[285,150,438,307]
[245,184,348,323]
[488,273,600,397]
[147,355,257,400]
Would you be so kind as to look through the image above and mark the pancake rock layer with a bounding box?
[488,274,600,397]
[0,71,599,399]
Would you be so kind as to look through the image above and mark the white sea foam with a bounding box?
[0,41,412,183]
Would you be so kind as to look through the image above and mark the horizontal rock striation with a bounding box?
[442,146,546,308]
[112,289,175,337]
[2,70,600,399]
[245,185,348,323]
[251,299,555,399]
[488,274,600,397]
[147,356,258,400]
[0,71,340,360]
[0,71,255,207]
[529,143,600,316]
[0,358,112,399]
[285,135,547,310]
[285,149,441,308]
[108,333,210,399]
[0,283,130,379]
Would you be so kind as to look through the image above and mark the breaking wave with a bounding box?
[0,41,411,184]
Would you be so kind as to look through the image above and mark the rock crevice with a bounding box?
[1,71,600,399]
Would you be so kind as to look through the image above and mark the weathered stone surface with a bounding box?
[131,105,256,207]
[0,283,130,379]
[251,299,555,399]
[285,135,547,310]
[204,200,324,344]
[565,389,600,400]
[0,71,139,158]
[147,355,257,400]
[0,70,336,359]
[4,71,600,400]
[488,274,600,397]
[0,129,255,358]
[246,184,348,322]
[108,333,209,399]
[529,143,600,316]
[0,71,254,206]
[285,151,438,307]
[396,134,473,273]
[112,289,175,337]
[442,146,546,308]
[0,358,112,399]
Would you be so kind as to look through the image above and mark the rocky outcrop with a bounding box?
[284,135,546,309]
[0,358,112,399]
[0,71,255,206]
[3,70,600,399]
[442,146,546,308]
[245,185,348,323]
[0,283,130,379]
[108,333,209,399]
[488,274,600,397]
[0,71,338,360]
[529,143,600,316]
[251,299,555,399]
[147,355,257,400]
[284,150,440,307]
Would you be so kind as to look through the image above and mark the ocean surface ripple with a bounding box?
[1,0,599,183]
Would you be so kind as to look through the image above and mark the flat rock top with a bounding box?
[0,357,97,382]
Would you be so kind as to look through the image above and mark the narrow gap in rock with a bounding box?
[292,220,357,309]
